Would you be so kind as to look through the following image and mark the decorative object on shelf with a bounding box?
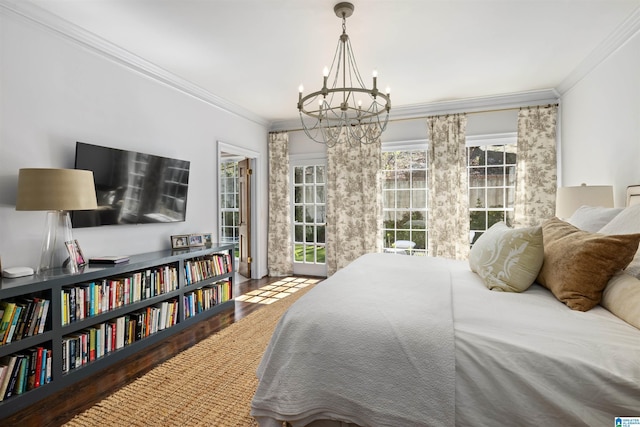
[188,234,204,247]
[16,168,97,274]
[171,235,190,249]
[1,266,34,278]
[555,183,614,219]
[202,233,213,246]
[297,1,391,147]
[88,255,130,264]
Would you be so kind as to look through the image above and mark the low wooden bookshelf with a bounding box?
[0,244,235,419]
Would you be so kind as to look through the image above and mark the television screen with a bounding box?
[72,142,190,228]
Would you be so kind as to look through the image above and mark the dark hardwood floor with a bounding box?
[0,275,299,427]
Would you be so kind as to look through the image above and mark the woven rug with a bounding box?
[64,280,317,427]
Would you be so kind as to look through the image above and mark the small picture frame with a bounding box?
[171,234,190,249]
[189,234,204,247]
[202,233,213,245]
[66,239,87,267]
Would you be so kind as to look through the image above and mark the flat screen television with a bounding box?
[72,142,190,228]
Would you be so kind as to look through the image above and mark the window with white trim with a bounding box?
[219,160,239,246]
[467,138,517,245]
[381,145,428,256]
[293,164,326,267]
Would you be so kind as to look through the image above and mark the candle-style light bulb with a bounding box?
[385,86,391,95]
[323,66,329,77]
[372,70,378,78]
[299,84,304,93]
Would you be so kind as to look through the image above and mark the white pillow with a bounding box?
[602,272,640,330]
[567,205,624,232]
[599,204,640,278]
[469,222,544,292]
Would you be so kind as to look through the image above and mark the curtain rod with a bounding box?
[270,103,559,135]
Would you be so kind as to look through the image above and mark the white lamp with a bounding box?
[16,168,98,274]
[555,183,614,219]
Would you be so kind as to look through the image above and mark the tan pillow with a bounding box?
[537,217,640,311]
[469,222,544,292]
[601,272,640,330]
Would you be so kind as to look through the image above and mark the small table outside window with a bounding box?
[385,240,416,255]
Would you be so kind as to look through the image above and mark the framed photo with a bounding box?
[189,234,205,247]
[66,239,87,267]
[171,234,190,249]
[202,233,213,245]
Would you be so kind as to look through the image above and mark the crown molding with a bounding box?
[0,0,270,127]
[269,89,560,132]
[556,5,640,95]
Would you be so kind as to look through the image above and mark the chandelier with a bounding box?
[297,2,391,147]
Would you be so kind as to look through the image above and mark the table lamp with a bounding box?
[16,168,97,274]
[555,183,614,219]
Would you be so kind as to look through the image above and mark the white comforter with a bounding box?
[251,253,640,426]
[252,253,456,427]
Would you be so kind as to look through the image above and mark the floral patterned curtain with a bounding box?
[326,131,382,276]
[427,114,469,260]
[513,105,558,227]
[267,132,293,276]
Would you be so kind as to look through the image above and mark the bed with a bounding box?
[251,201,640,426]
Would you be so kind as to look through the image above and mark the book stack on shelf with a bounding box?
[0,297,50,346]
[61,265,178,326]
[184,280,232,319]
[184,253,232,285]
[0,346,51,401]
[62,298,179,373]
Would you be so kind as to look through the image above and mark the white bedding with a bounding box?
[251,253,640,426]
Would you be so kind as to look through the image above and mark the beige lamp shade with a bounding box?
[16,168,98,211]
[555,184,614,218]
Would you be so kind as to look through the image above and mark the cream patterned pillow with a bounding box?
[599,204,640,278]
[469,222,544,292]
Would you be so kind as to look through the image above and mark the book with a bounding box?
[89,256,130,264]
[0,302,16,343]
[0,356,15,400]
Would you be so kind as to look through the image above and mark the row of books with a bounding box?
[184,280,232,319]
[0,298,50,346]
[0,347,52,401]
[62,299,179,373]
[184,253,233,285]
[61,265,178,326]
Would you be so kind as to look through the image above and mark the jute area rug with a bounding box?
[64,280,317,427]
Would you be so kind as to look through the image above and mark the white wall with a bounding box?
[0,12,269,277]
[560,30,640,207]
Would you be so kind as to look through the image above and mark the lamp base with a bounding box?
[38,210,80,274]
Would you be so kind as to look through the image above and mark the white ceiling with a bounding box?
[19,0,640,125]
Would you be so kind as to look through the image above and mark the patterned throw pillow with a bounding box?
[602,272,640,330]
[469,222,544,292]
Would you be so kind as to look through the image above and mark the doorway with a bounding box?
[218,141,258,283]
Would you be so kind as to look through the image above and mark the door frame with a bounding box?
[216,141,260,279]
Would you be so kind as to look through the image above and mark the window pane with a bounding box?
[470,211,486,230]
[305,186,314,203]
[411,170,427,188]
[412,189,426,209]
[382,152,395,170]
[294,186,302,203]
[305,166,314,183]
[469,167,486,187]
[396,190,410,209]
[469,188,485,208]
[487,167,504,186]
[317,205,326,223]
[295,225,303,242]
[295,243,304,262]
[305,206,315,222]
[316,186,325,203]
[295,205,303,223]
[317,226,325,243]
[487,188,504,208]
[305,225,314,243]
[294,167,303,184]
[411,151,427,169]
[383,170,396,190]
[316,166,326,183]
[468,147,485,166]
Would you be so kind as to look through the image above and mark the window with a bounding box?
[381,147,428,256]
[293,164,326,266]
[219,161,239,247]
[468,143,517,245]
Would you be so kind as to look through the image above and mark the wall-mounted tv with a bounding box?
[72,142,190,228]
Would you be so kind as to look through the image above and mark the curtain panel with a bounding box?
[427,114,470,260]
[267,132,293,276]
[513,105,558,227]
[326,131,382,276]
